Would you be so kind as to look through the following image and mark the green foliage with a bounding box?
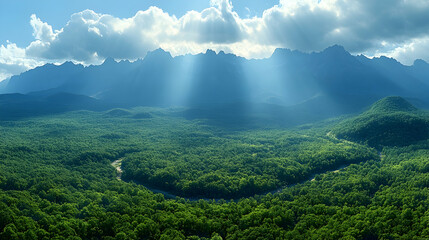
[121,131,376,198]
[132,112,152,119]
[367,96,418,113]
[1,106,429,239]
[104,109,132,117]
[333,96,429,148]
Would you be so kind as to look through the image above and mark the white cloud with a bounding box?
[0,43,45,81]
[30,14,56,42]
[160,40,276,59]
[178,0,245,44]
[1,0,429,81]
[372,37,429,65]
[26,9,167,62]
[24,1,250,63]
[253,2,340,52]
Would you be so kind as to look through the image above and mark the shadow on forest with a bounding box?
[0,92,112,121]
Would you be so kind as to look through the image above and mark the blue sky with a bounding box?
[1,0,429,81]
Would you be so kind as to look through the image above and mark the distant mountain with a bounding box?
[181,94,382,128]
[0,92,109,120]
[3,45,429,110]
[0,78,9,90]
[1,45,429,126]
[332,96,429,148]
[412,59,429,81]
[4,62,85,94]
[356,55,429,99]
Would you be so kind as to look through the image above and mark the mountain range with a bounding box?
[1,45,428,123]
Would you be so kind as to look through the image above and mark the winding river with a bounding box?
[111,158,351,202]
[111,132,381,201]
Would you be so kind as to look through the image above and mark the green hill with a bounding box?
[367,96,418,113]
[332,96,429,148]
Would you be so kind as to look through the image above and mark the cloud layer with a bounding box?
[1,0,429,80]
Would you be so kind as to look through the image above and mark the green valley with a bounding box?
[3,1,429,238]
[1,97,429,239]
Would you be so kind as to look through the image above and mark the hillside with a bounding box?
[367,96,418,113]
[0,92,109,120]
[332,96,429,148]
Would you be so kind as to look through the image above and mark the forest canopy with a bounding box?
[1,97,429,239]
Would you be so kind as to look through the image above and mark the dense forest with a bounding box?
[1,97,429,239]
[333,96,429,148]
[121,129,376,199]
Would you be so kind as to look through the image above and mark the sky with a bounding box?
[1,0,429,81]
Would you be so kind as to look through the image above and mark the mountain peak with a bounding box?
[413,59,429,67]
[59,61,80,69]
[368,96,417,113]
[143,48,173,62]
[205,49,217,55]
[333,96,427,148]
[321,45,349,56]
[271,48,293,58]
[376,56,401,65]
[144,48,172,62]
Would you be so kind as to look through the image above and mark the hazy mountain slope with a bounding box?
[356,55,429,99]
[180,94,382,128]
[0,92,109,120]
[0,78,9,91]
[3,46,429,109]
[411,59,429,84]
[4,62,85,94]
